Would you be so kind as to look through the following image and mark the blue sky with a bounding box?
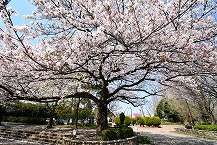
[0,0,35,28]
[2,0,156,117]
[5,0,35,25]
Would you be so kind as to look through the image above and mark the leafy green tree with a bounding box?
[155,99,165,119]
[5,101,49,118]
[55,98,93,127]
[77,98,93,123]
[55,99,73,122]
[155,98,182,123]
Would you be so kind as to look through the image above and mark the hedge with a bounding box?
[100,127,134,141]
[193,125,217,131]
[3,116,47,125]
[151,116,161,127]
[124,116,131,126]
[114,116,132,126]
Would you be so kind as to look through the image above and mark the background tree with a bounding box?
[0,0,217,133]
[55,99,73,124]
[4,100,49,118]
[155,98,182,123]
[167,75,217,124]
[55,98,93,127]
[2,100,49,125]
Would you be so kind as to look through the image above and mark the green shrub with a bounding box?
[151,116,161,127]
[131,118,136,125]
[161,121,183,125]
[138,136,151,144]
[82,123,98,129]
[144,116,152,127]
[193,125,217,131]
[124,116,131,126]
[119,112,125,125]
[200,122,212,125]
[137,116,144,126]
[101,128,117,141]
[100,127,134,141]
[114,116,120,126]
[121,127,134,139]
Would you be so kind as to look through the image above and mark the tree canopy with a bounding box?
[0,0,217,132]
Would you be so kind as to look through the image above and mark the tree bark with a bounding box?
[0,105,3,126]
[75,98,81,129]
[96,101,108,134]
[47,102,57,128]
[209,112,216,125]
[47,113,54,128]
[185,99,195,126]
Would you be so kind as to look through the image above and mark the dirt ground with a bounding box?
[132,124,189,137]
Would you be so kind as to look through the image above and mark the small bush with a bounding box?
[151,116,161,127]
[124,116,131,126]
[122,127,134,139]
[100,127,134,141]
[193,125,217,131]
[144,116,152,127]
[131,118,136,125]
[138,136,151,144]
[114,116,120,126]
[137,116,145,126]
[101,128,117,141]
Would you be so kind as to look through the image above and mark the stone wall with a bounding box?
[0,128,138,145]
[174,128,217,137]
[63,136,138,145]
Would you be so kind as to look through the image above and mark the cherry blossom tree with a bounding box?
[0,0,217,132]
[169,75,217,124]
[0,0,11,10]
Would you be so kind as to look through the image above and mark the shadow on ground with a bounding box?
[140,132,217,145]
[0,137,41,145]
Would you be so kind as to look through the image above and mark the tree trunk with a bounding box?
[75,98,81,129]
[96,102,108,134]
[209,112,216,125]
[185,99,195,126]
[67,118,70,125]
[47,102,57,128]
[0,105,3,126]
[47,113,54,128]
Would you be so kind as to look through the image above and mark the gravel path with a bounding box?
[133,125,217,145]
[139,132,217,145]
